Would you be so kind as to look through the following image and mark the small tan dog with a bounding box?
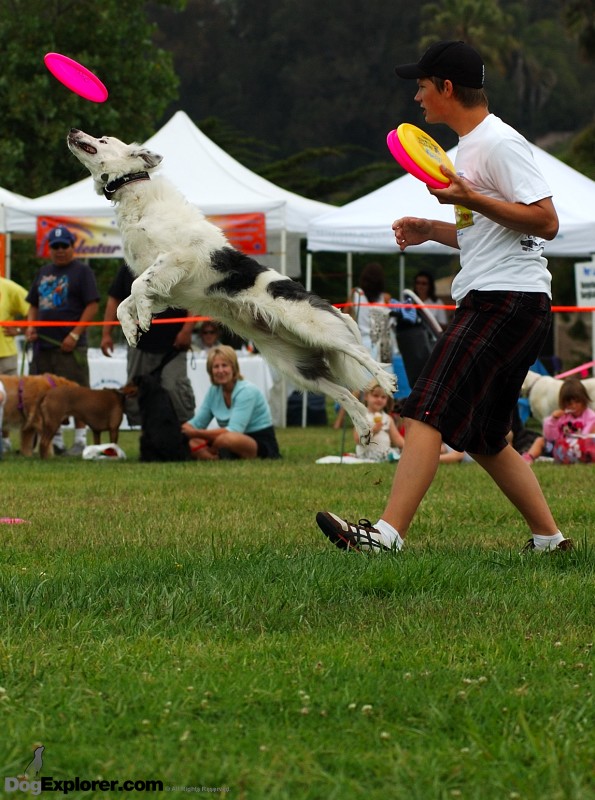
[38,385,136,458]
[1,373,79,455]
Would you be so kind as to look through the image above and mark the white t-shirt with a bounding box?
[451,114,553,303]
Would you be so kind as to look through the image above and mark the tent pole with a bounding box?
[300,252,314,428]
[305,251,312,291]
[279,226,287,276]
[277,217,288,427]
[347,252,353,295]
[399,253,405,297]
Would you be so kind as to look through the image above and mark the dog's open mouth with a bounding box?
[68,131,97,155]
[74,141,98,155]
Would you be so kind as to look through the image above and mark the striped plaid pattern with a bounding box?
[402,291,551,455]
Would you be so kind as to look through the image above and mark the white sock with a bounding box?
[533,531,565,551]
[52,430,65,448]
[74,428,87,445]
[374,519,404,551]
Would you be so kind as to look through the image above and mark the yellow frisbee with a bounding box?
[396,123,454,185]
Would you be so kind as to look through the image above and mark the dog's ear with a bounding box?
[119,382,138,397]
[131,148,163,170]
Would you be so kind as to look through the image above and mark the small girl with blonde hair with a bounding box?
[354,379,404,461]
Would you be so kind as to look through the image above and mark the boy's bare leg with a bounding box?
[472,446,559,534]
[380,418,443,536]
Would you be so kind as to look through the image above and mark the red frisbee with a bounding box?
[44,52,108,103]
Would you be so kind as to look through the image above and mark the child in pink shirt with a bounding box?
[523,378,595,464]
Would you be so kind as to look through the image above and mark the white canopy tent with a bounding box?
[306,143,595,292]
[0,186,36,277]
[4,110,334,277]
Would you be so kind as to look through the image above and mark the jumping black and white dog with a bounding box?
[67,128,395,442]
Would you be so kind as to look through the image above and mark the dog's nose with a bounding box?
[69,128,79,134]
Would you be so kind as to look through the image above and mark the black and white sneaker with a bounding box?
[316,511,391,552]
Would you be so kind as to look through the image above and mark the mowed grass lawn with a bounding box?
[0,424,593,800]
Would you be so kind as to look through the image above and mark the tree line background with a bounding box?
[1,0,595,310]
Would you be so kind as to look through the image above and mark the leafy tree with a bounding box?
[150,0,422,163]
[420,0,516,69]
[0,0,182,196]
[563,0,595,58]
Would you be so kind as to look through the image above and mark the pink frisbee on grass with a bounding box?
[44,52,108,103]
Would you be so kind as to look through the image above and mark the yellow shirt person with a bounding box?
[0,276,30,369]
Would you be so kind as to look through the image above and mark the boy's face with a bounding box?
[414,78,449,124]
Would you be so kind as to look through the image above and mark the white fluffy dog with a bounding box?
[521,370,595,422]
[67,128,395,442]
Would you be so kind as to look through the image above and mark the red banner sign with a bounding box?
[36,213,267,258]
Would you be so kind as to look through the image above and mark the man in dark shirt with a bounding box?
[25,226,100,454]
[101,263,195,426]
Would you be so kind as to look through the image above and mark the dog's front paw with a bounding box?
[119,315,141,347]
[128,326,142,347]
[137,313,153,333]
[135,298,154,333]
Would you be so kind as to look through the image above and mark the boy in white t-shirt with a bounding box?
[317,40,572,555]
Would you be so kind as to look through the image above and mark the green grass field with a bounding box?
[0,425,593,799]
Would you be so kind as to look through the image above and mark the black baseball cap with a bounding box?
[395,40,485,89]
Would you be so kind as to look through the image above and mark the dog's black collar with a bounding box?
[104,172,150,199]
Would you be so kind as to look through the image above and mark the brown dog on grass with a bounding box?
[1,373,80,455]
[38,385,137,458]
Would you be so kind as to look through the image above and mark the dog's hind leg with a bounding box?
[326,346,397,396]
[311,377,373,444]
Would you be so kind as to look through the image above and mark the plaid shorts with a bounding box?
[401,290,551,455]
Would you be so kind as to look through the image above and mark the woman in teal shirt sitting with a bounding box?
[181,345,281,460]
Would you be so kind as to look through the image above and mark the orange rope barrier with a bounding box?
[0,316,213,328]
[1,303,594,329]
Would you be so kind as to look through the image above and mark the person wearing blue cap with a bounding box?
[316,40,573,555]
[25,226,99,455]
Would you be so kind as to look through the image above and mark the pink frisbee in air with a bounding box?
[44,53,108,103]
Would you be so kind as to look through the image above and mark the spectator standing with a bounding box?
[411,270,449,329]
[0,276,30,451]
[101,263,195,426]
[194,321,222,354]
[0,378,5,459]
[25,226,99,455]
[348,262,392,361]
